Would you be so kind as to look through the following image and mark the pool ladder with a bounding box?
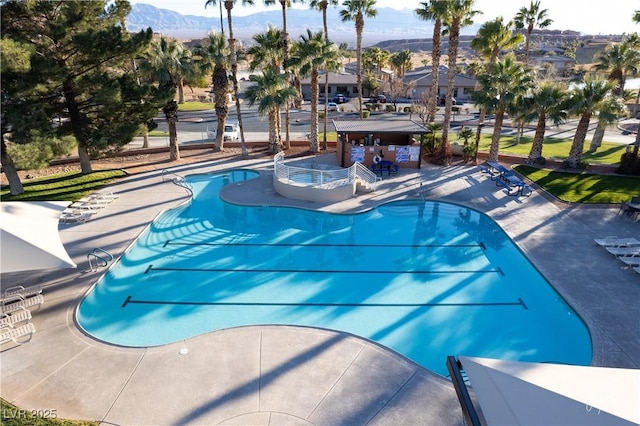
[161,169,192,190]
[88,248,113,271]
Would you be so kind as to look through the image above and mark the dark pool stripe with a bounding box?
[146,266,503,275]
[122,297,527,309]
[163,241,485,249]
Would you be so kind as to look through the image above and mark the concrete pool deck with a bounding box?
[1,152,639,424]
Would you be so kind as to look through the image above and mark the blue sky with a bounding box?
[130,0,639,35]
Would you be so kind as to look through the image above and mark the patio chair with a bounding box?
[0,307,32,328]
[594,237,640,248]
[619,254,640,267]
[1,294,44,315]
[60,209,93,224]
[1,322,36,345]
[2,285,42,301]
[606,246,640,256]
[634,266,640,274]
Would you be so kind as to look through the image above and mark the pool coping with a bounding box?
[1,152,638,424]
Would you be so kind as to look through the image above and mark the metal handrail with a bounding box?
[87,248,113,271]
[161,169,192,190]
[274,152,377,191]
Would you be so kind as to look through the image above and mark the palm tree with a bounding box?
[290,30,340,152]
[589,38,640,150]
[470,17,523,64]
[514,0,553,65]
[245,69,298,154]
[310,0,339,150]
[471,54,533,162]
[194,32,230,151]
[389,49,413,77]
[435,0,479,165]
[140,37,187,161]
[520,82,569,164]
[262,0,306,148]
[415,0,450,123]
[340,0,378,118]
[205,0,257,159]
[565,77,616,168]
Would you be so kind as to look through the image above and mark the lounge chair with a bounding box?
[619,255,640,267]
[1,322,36,345]
[60,209,93,224]
[94,190,119,201]
[606,246,640,256]
[0,307,32,328]
[1,294,44,315]
[634,266,640,274]
[2,285,42,301]
[594,237,640,248]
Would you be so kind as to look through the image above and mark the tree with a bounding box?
[140,37,189,161]
[310,0,339,150]
[590,37,640,150]
[514,0,553,65]
[290,30,340,152]
[205,0,257,159]
[470,17,523,64]
[389,49,413,77]
[565,77,616,168]
[1,0,165,175]
[245,70,297,154]
[520,82,569,164]
[415,0,450,123]
[434,0,479,165]
[472,54,533,162]
[340,0,378,118]
[194,32,230,151]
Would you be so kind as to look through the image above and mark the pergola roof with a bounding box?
[332,119,430,135]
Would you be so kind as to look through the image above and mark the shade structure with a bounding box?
[459,356,640,425]
[1,201,77,273]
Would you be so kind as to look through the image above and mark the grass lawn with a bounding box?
[1,170,127,202]
[476,134,627,165]
[515,165,640,203]
[0,399,96,426]
[177,101,212,111]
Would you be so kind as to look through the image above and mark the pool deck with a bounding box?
[1,152,639,425]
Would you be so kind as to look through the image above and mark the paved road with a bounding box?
[139,101,638,148]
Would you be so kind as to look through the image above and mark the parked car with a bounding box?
[324,102,338,112]
[333,94,348,103]
[377,94,387,103]
[207,122,239,141]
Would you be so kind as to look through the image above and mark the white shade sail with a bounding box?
[460,356,640,426]
[1,201,77,273]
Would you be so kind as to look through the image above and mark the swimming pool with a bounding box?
[77,169,592,376]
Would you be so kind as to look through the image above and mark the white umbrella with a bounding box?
[459,356,640,425]
[1,201,77,273]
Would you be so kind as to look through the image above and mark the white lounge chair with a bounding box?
[606,246,640,256]
[594,237,640,248]
[94,190,119,201]
[60,209,93,224]
[2,285,42,301]
[1,294,44,315]
[1,323,36,345]
[634,266,640,274]
[619,255,640,267]
[0,307,32,327]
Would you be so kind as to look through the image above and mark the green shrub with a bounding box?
[362,110,370,118]
[403,106,413,113]
[385,105,395,112]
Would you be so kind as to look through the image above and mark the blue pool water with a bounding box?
[77,169,592,376]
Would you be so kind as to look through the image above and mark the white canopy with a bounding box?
[1,201,77,273]
[460,356,640,425]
